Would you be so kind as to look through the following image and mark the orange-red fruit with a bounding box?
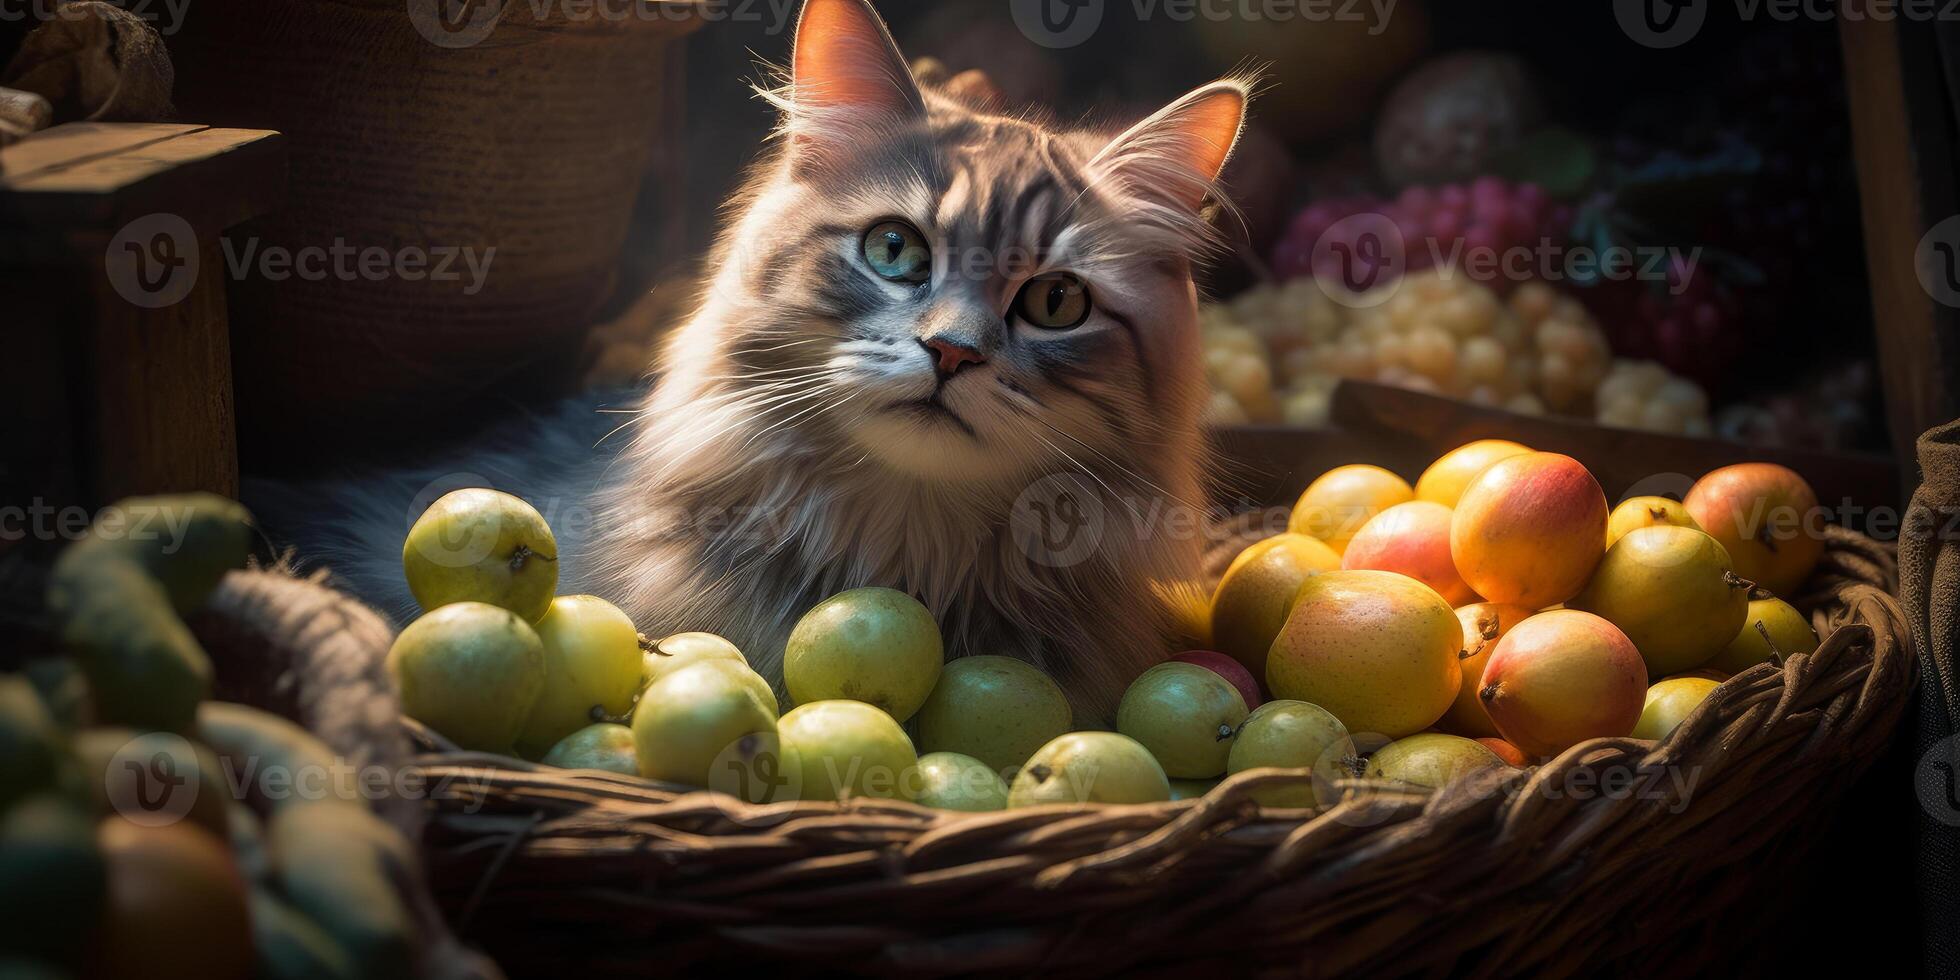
[1416,439,1533,508]
[1450,452,1608,608]
[1440,602,1535,738]
[1478,610,1648,759]
[1342,501,1479,605]
[1683,463,1826,597]
[94,817,254,980]
[1476,737,1530,767]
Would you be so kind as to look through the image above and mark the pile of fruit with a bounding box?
[8,496,422,980]
[392,446,1826,809]
[1200,271,1713,437]
[1205,445,1823,786]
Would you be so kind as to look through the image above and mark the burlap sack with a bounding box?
[1,1,173,123]
[1901,418,1960,976]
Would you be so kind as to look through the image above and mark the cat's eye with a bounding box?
[861,220,931,283]
[1014,272,1091,329]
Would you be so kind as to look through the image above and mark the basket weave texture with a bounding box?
[405,526,1911,978]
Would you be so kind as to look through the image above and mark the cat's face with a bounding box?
[672,0,1247,491]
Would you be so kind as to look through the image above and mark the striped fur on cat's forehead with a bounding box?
[784,92,1220,273]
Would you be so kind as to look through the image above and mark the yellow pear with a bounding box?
[1367,733,1506,789]
[1707,594,1819,675]
[1606,495,1700,548]
[1569,525,1749,676]
[1209,533,1340,677]
[1631,676,1721,740]
[1287,465,1414,555]
[1264,570,1459,738]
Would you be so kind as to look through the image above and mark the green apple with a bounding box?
[1226,699,1353,807]
[1708,595,1819,675]
[643,631,748,688]
[540,723,639,775]
[1115,662,1247,779]
[1366,733,1506,789]
[914,656,1072,776]
[402,488,558,623]
[784,588,942,721]
[1007,732,1170,806]
[514,595,645,756]
[911,752,1009,812]
[777,700,918,802]
[1631,676,1720,741]
[631,660,778,788]
[386,602,545,752]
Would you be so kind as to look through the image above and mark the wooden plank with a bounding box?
[1840,15,1960,465]
[0,122,203,181]
[6,126,280,192]
[79,236,238,500]
[0,125,284,234]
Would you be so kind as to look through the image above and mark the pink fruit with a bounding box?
[1341,501,1478,606]
[1172,650,1263,709]
[1478,610,1648,759]
[1683,462,1826,597]
[1450,452,1608,609]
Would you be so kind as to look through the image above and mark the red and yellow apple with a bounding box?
[1450,452,1608,609]
[1478,609,1648,758]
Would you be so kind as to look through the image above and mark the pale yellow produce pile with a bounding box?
[1201,270,1714,437]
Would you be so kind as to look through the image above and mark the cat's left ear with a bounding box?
[788,0,925,170]
[1088,80,1250,214]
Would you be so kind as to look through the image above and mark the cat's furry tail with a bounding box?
[242,389,637,627]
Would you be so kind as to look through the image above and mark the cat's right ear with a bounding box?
[787,0,925,173]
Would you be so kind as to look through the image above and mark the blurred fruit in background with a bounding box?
[1713,362,1879,452]
[1199,270,1710,436]
[1374,52,1542,188]
[1271,178,1572,291]
[1194,1,1432,144]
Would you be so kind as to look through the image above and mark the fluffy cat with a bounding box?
[252,0,1249,727]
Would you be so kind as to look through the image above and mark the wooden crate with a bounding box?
[0,123,283,547]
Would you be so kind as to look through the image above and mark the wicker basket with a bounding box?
[398,527,1910,978]
[166,0,701,459]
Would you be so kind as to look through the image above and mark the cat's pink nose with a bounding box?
[923,337,986,378]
